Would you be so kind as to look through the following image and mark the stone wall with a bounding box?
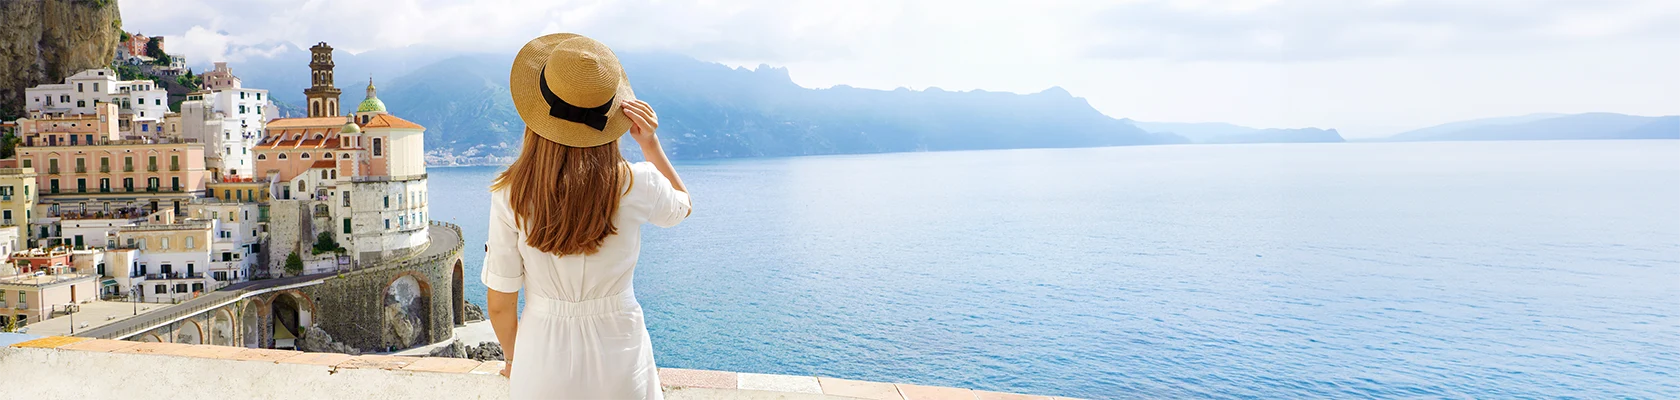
[264,199,306,276]
[296,222,462,351]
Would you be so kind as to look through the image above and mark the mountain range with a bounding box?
[228,46,1187,163]
[1385,113,1679,142]
[217,44,1676,165]
[1123,120,1345,144]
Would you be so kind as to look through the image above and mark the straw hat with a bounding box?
[510,33,636,148]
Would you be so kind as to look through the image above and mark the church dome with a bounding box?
[342,120,361,134]
[357,78,387,113]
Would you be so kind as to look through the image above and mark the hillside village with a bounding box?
[0,36,440,342]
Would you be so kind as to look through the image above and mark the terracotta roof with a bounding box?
[310,160,336,169]
[267,117,353,129]
[362,114,424,130]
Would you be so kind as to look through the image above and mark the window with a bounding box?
[343,218,352,234]
[77,100,85,107]
[185,236,194,249]
[384,219,391,230]
[154,285,166,294]
[278,154,287,160]
[170,155,179,171]
[343,191,350,206]
[372,138,383,156]
[383,196,389,208]
[161,237,169,250]
[257,154,266,160]
[301,153,310,159]
[20,160,29,168]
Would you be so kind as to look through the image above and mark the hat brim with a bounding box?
[510,33,635,148]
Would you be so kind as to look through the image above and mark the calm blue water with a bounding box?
[430,140,1680,399]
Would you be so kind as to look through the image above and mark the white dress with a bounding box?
[481,162,692,400]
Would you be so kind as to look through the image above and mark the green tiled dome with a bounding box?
[357,78,386,113]
[356,97,386,113]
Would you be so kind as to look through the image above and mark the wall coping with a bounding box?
[7,336,1085,400]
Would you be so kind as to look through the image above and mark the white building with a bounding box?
[116,211,214,303]
[59,217,137,249]
[23,69,171,122]
[179,63,273,178]
[186,201,263,283]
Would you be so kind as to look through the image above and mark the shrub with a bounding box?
[284,252,303,276]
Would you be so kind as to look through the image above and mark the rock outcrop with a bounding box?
[427,340,504,361]
[463,302,486,322]
[0,0,122,119]
[299,325,363,356]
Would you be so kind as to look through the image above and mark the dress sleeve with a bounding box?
[480,189,524,293]
[641,162,692,228]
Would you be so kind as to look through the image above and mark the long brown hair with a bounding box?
[490,129,627,256]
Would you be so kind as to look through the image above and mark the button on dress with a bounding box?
[481,162,692,400]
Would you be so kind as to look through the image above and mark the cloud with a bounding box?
[1081,0,1680,61]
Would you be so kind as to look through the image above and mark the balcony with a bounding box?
[74,167,85,174]
[47,168,59,175]
[145,272,206,280]
[147,166,158,172]
[123,166,133,172]
[100,167,109,173]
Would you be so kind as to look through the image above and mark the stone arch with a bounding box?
[269,290,317,350]
[452,260,464,326]
[382,271,433,350]
[138,333,163,342]
[241,297,266,348]
[176,319,204,344]
[210,308,236,346]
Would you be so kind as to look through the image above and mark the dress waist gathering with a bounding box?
[522,289,640,318]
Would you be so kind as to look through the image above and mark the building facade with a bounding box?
[23,69,171,122]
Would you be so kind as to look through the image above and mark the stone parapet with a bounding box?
[3,336,1084,399]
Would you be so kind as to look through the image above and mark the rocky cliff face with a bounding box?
[0,0,122,119]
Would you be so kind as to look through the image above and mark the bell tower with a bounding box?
[304,42,342,118]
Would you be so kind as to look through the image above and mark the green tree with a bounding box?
[0,133,19,159]
[144,37,171,65]
[312,232,339,255]
[2,316,15,333]
[284,252,304,276]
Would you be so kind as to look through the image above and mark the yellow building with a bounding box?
[0,168,37,250]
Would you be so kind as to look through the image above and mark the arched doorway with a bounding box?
[271,293,312,350]
[452,261,464,326]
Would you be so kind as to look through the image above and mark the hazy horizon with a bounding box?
[121,0,1679,138]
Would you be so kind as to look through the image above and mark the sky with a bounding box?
[123,0,1679,137]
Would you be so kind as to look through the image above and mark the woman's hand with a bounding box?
[622,99,659,146]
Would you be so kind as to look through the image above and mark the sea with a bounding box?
[426,140,1680,399]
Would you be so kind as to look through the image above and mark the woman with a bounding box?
[481,33,691,400]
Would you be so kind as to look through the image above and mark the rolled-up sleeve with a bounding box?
[642,163,692,228]
[480,189,524,293]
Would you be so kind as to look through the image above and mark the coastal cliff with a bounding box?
[0,0,122,119]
